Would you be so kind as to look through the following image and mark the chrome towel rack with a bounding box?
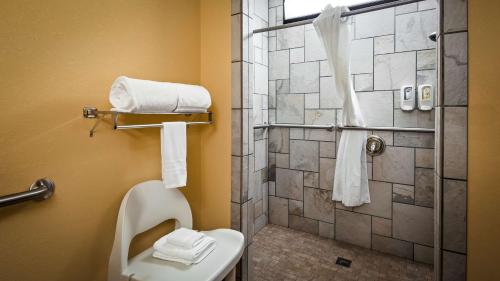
[0,178,55,208]
[83,107,213,137]
[253,123,434,133]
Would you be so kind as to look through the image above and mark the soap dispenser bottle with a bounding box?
[400,85,416,111]
[418,84,433,111]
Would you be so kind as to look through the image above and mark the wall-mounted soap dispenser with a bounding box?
[418,84,433,111]
[400,85,416,111]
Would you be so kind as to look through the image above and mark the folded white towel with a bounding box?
[161,227,206,249]
[161,122,187,188]
[174,83,211,113]
[109,76,179,113]
[153,235,216,265]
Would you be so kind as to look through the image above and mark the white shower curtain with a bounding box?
[313,5,370,207]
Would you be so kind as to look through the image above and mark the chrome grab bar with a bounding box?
[0,178,55,208]
[253,123,435,133]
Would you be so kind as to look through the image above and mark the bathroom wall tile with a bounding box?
[232,62,242,109]
[268,181,276,196]
[393,203,434,246]
[290,62,320,93]
[289,215,319,235]
[417,69,437,88]
[242,15,250,62]
[276,79,289,94]
[395,3,417,15]
[269,50,289,80]
[357,91,394,127]
[320,60,331,76]
[290,47,305,64]
[376,131,394,146]
[304,172,319,188]
[232,156,242,203]
[372,217,392,237]
[290,140,319,172]
[254,214,267,234]
[269,0,282,8]
[443,107,467,179]
[417,49,437,70]
[277,26,304,50]
[231,0,241,15]
[393,184,415,204]
[231,202,241,230]
[240,200,248,244]
[276,168,303,200]
[373,146,415,185]
[444,32,468,106]
[305,93,320,109]
[231,14,242,61]
[355,8,395,39]
[354,181,392,219]
[443,179,467,253]
[319,141,335,158]
[394,109,435,129]
[304,187,335,223]
[372,235,413,259]
[415,168,434,207]
[304,128,335,142]
[336,210,372,249]
[269,196,288,227]
[354,74,374,92]
[232,109,242,156]
[276,94,304,124]
[320,76,343,109]
[418,0,437,10]
[319,221,335,239]
[416,148,434,168]
[374,35,394,55]
[443,0,468,33]
[254,63,268,95]
[319,158,335,190]
[305,29,327,61]
[253,0,268,21]
[414,244,434,265]
[351,38,374,74]
[374,52,416,90]
[241,156,249,202]
[288,199,303,216]
[395,10,436,52]
[254,140,267,171]
[254,199,263,218]
[290,128,304,139]
[442,251,466,281]
[394,132,434,148]
[269,127,289,153]
[275,153,289,168]
[268,35,276,51]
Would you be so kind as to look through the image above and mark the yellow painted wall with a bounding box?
[0,0,230,280]
[468,1,500,280]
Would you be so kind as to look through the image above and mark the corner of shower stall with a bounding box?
[231,1,468,281]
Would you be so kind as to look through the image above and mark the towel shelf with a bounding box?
[83,106,212,137]
[253,123,434,133]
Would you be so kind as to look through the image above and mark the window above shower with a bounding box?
[284,0,399,23]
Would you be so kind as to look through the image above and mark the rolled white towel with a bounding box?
[109,76,179,113]
[153,236,216,264]
[174,83,212,113]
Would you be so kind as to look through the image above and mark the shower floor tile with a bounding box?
[252,224,433,281]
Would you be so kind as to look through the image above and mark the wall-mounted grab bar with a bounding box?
[253,123,435,133]
[0,178,55,208]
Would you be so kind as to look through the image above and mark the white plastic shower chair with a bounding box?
[108,180,244,281]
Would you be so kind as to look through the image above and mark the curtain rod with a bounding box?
[253,0,424,34]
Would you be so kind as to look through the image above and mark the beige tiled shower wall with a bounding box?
[435,0,468,280]
[231,0,269,280]
[267,0,438,266]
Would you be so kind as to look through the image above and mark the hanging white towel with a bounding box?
[314,5,370,207]
[161,122,187,188]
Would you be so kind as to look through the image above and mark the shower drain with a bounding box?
[335,257,352,268]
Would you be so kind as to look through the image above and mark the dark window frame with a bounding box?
[283,0,401,24]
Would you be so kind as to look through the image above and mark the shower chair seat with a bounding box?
[108,180,244,281]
